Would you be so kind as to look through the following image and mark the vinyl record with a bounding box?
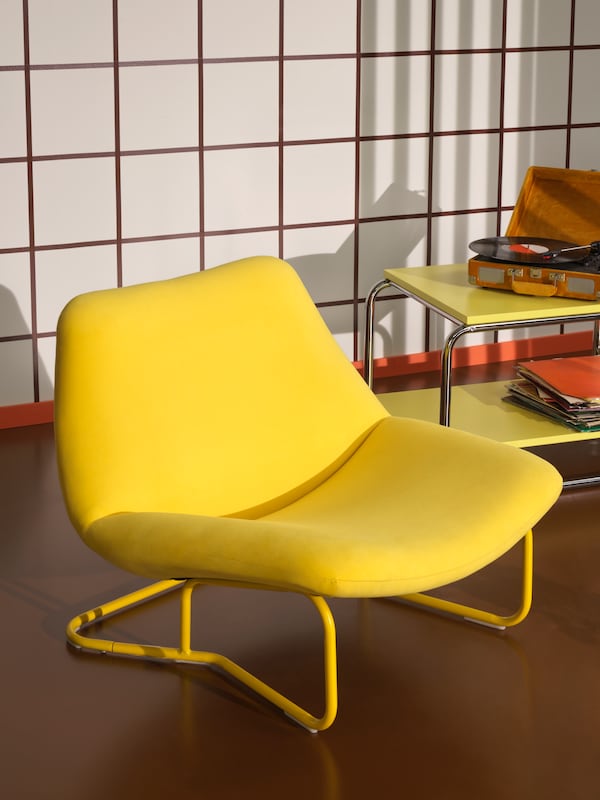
[468,236,590,265]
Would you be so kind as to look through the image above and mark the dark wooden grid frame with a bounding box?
[1,0,599,402]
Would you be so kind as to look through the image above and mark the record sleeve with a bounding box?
[516,355,600,404]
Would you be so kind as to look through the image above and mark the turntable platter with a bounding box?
[468,236,590,265]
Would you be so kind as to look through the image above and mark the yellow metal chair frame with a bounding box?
[66,530,532,733]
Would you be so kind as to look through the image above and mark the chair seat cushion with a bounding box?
[84,417,562,598]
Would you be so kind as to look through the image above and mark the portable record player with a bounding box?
[468,166,600,300]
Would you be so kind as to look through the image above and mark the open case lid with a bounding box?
[505,166,600,245]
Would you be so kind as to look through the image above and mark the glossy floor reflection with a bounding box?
[0,415,598,800]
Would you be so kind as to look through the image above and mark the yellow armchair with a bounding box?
[55,256,562,731]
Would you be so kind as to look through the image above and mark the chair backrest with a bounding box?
[55,256,388,533]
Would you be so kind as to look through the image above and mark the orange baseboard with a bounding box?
[0,330,595,430]
[354,329,594,378]
[0,400,54,430]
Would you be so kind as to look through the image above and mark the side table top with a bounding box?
[383,263,600,325]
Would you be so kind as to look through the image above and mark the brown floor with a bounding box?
[1,380,599,799]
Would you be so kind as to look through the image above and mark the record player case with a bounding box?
[468,166,600,300]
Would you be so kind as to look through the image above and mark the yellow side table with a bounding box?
[364,264,600,483]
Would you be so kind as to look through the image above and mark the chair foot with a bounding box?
[66,578,338,732]
[284,712,319,734]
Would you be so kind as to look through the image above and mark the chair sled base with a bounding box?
[67,577,338,732]
[66,531,532,732]
[394,530,533,630]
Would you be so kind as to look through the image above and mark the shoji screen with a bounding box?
[1,0,599,407]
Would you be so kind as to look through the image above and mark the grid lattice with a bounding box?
[1,0,600,406]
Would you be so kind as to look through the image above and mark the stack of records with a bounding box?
[504,354,600,431]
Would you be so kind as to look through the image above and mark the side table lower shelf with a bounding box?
[377,380,600,448]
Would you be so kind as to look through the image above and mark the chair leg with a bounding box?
[66,578,338,732]
[398,529,533,630]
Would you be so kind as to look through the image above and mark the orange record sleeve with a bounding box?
[517,355,600,404]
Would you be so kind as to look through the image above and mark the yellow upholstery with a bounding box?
[55,256,385,531]
[55,256,563,731]
[85,416,558,597]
